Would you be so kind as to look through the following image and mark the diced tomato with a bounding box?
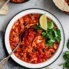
[9,13,59,64]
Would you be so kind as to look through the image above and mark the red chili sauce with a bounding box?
[9,14,59,64]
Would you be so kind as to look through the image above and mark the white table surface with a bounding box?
[0,0,69,69]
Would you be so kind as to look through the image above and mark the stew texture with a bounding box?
[9,13,61,64]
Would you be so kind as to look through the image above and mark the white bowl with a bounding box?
[5,8,65,68]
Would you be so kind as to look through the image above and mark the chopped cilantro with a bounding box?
[67,40,69,49]
[41,28,61,47]
[34,22,61,47]
[59,40,69,69]
[34,24,41,30]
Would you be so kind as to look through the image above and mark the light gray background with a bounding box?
[0,0,69,69]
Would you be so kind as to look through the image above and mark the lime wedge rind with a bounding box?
[39,14,47,30]
[48,22,54,29]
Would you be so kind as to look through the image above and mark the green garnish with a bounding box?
[34,20,61,47]
[60,51,69,69]
[59,40,69,69]
[41,28,61,47]
[54,29,61,42]
[67,40,69,49]
[46,39,54,47]
[34,24,41,30]
[42,31,47,38]
[47,21,54,29]
[63,51,69,61]
[63,61,69,69]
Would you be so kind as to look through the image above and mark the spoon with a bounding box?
[0,0,10,9]
[0,32,50,69]
[0,33,23,69]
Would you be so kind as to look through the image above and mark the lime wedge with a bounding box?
[48,21,54,29]
[39,14,47,30]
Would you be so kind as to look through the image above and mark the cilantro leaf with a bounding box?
[63,51,69,61]
[46,29,55,40]
[42,31,47,38]
[59,40,69,69]
[41,28,61,47]
[34,24,41,30]
[64,61,69,69]
[46,39,54,47]
[67,40,69,49]
[54,29,61,42]
[47,21,54,29]
[34,23,61,47]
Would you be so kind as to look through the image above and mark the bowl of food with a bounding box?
[10,0,29,3]
[5,8,65,68]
